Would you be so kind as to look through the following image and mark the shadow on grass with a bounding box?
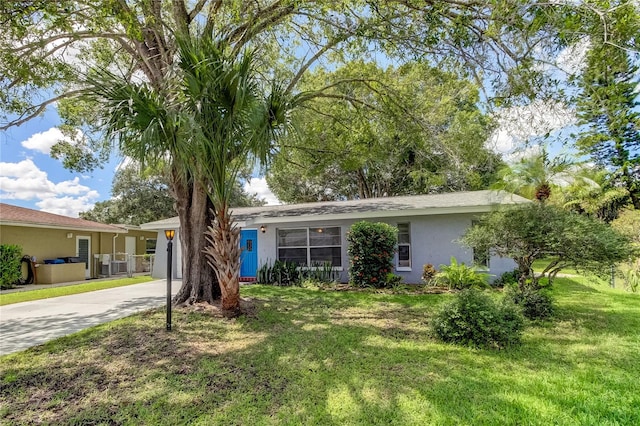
[1,283,639,425]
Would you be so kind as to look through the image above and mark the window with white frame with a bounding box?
[471,220,490,269]
[397,223,411,269]
[277,227,342,267]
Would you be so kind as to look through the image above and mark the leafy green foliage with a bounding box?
[611,208,640,247]
[79,165,176,225]
[554,167,629,222]
[622,267,640,293]
[505,285,554,320]
[463,204,636,286]
[0,244,22,289]
[435,257,489,290]
[421,264,437,285]
[493,149,584,202]
[256,260,337,286]
[576,42,640,209]
[347,221,397,288]
[268,62,502,202]
[431,289,524,349]
[493,269,520,288]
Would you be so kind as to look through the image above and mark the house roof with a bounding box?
[140,190,530,230]
[0,203,128,233]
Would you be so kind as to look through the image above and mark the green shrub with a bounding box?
[435,257,489,290]
[302,261,338,283]
[0,244,22,289]
[493,269,520,288]
[256,260,301,286]
[347,221,397,288]
[431,289,524,349]
[506,285,554,320]
[422,263,437,285]
[386,273,403,287]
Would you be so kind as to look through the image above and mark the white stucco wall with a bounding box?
[256,213,516,284]
[151,214,517,283]
[152,230,181,279]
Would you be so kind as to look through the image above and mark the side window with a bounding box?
[145,238,157,254]
[397,223,411,269]
[471,220,489,269]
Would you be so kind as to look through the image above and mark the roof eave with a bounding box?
[0,221,128,233]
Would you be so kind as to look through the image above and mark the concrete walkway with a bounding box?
[0,279,181,356]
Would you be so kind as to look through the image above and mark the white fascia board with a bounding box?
[139,219,247,230]
[244,205,495,226]
[0,221,128,233]
[140,220,180,230]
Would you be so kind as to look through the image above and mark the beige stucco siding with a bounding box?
[0,225,95,262]
[0,226,156,261]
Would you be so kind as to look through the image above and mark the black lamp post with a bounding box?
[164,229,175,331]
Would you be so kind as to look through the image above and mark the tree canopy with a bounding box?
[267,61,502,202]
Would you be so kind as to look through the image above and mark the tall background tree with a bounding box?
[576,45,640,209]
[79,165,176,225]
[268,61,502,202]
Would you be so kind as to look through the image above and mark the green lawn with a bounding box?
[0,276,154,306]
[1,278,638,425]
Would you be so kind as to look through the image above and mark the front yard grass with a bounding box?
[1,277,638,425]
[0,275,154,306]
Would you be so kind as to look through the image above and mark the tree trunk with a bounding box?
[203,204,241,315]
[171,172,221,305]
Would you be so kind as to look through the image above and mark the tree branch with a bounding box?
[0,89,84,131]
[285,36,347,94]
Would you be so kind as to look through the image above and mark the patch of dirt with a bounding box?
[176,297,259,318]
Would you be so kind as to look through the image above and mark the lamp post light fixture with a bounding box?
[164,229,175,331]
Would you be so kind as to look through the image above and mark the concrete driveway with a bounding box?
[0,279,180,356]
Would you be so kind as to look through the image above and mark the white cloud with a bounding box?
[488,100,576,155]
[35,196,97,217]
[20,128,65,154]
[0,159,99,216]
[243,177,281,205]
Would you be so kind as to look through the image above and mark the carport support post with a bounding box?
[164,229,175,331]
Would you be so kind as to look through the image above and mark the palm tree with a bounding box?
[493,148,587,202]
[558,167,630,222]
[176,36,291,313]
[87,35,291,312]
[86,62,223,305]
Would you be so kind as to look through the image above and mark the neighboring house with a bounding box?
[142,190,529,283]
[0,203,157,282]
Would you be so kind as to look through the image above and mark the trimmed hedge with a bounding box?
[347,221,397,288]
[0,244,22,289]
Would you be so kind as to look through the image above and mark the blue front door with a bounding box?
[240,230,258,278]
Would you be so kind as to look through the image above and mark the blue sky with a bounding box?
[0,106,121,217]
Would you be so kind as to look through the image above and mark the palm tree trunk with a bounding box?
[204,204,241,315]
[171,173,221,305]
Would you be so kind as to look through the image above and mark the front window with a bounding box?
[277,227,342,267]
[397,223,411,269]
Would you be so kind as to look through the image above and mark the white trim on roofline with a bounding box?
[140,205,501,230]
[0,221,128,233]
